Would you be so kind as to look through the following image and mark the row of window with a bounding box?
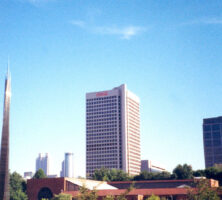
[87,114,117,119]
[87,132,118,137]
[204,132,221,139]
[87,125,118,130]
[87,96,117,102]
[86,107,118,113]
[87,161,118,166]
[87,153,118,158]
[87,133,118,137]
[87,118,120,123]
[205,140,221,147]
[203,124,221,131]
[87,143,117,147]
[86,99,118,105]
[87,128,117,133]
[87,147,117,151]
[87,157,118,162]
[87,139,118,144]
[87,110,118,116]
[87,121,117,126]
[86,104,118,109]
[87,150,118,155]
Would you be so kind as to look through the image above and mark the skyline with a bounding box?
[1,0,222,177]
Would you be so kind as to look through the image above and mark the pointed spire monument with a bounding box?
[0,63,11,200]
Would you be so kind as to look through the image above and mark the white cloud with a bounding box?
[70,20,145,40]
[94,25,145,40]
[184,17,222,25]
[17,0,54,6]
[70,20,85,28]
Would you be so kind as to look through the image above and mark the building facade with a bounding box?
[36,153,49,176]
[203,117,222,168]
[141,160,165,173]
[86,84,140,176]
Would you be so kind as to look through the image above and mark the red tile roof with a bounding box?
[65,188,192,197]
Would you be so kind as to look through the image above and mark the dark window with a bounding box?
[213,132,221,139]
[205,140,212,147]
[203,125,211,131]
[213,140,221,146]
[204,132,211,139]
[213,124,220,131]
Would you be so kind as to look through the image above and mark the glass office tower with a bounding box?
[203,117,222,168]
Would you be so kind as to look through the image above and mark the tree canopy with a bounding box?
[10,172,28,200]
[173,164,193,179]
[33,168,47,179]
[92,167,131,181]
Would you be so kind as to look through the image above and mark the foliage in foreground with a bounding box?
[147,194,160,200]
[10,172,28,200]
[187,179,220,200]
[52,193,72,200]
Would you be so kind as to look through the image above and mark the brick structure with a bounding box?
[27,178,66,200]
[27,178,219,200]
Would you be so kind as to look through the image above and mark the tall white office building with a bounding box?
[60,153,74,178]
[36,153,49,176]
[86,84,141,177]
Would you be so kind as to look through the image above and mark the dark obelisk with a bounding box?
[0,67,11,200]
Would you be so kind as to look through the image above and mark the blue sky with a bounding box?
[0,0,222,177]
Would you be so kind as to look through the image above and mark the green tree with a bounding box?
[52,193,72,200]
[193,169,206,177]
[153,172,171,180]
[103,195,115,200]
[147,194,160,200]
[10,172,28,200]
[33,169,46,179]
[77,186,97,200]
[173,164,193,179]
[92,167,131,181]
[187,179,220,200]
[133,171,154,181]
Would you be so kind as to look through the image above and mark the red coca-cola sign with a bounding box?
[96,91,108,97]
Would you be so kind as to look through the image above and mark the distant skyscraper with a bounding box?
[60,153,74,178]
[36,153,49,176]
[86,84,141,177]
[203,117,222,168]
[0,68,11,200]
[24,172,33,179]
[60,160,65,177]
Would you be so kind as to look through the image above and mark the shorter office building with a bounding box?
[24,171,33,179]
[27,177,219,200]
[141,160,165,173]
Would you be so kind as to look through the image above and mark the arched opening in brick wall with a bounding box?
[38,187,53,200]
